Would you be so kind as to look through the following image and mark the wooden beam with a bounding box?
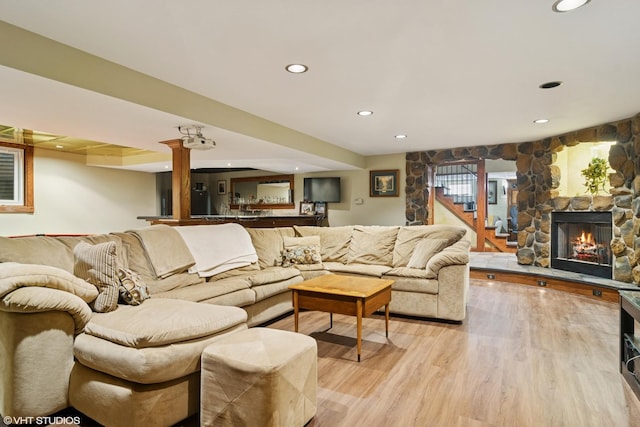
[160,139,191,220]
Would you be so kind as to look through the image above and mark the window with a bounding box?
[0,146,24,204]
[0,141,33,213]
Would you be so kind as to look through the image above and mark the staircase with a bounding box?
[435,187,516,253]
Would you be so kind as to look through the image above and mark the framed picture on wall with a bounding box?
[370,169,399,197]
[217,180,226,195]
[488,180,497,204]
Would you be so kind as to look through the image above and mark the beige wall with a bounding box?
[294,153,407,226]
[183,153,407,226]
[3,151,405,237]
[0,148,156,236]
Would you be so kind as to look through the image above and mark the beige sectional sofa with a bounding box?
[0,223,469,426]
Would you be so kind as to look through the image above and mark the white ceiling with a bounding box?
[1,1,639,173]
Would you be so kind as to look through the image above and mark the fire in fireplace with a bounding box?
[571,230,607,263]
[551,211,612,279]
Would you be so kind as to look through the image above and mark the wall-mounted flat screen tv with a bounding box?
[303,177,341,202]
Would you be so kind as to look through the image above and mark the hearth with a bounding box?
[551,211,612,279]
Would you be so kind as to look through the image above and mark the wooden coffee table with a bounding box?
[289,274,394,362]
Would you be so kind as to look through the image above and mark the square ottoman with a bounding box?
[201,327,317,427]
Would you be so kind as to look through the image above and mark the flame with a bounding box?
[579,231,594,244]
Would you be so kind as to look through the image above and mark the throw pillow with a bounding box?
[407,238,449,269]
[282,235,322,267]
[118,268,150,306]
[74,241,120,312]
[281,246,322,267]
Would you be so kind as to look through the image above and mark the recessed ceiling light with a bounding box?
[552,0,590,12]
[285,64,308,74]
[534,119,550,124]
[227,162,232,167]
[539,81,563,89]
[395,134,407,139]
[357,110,373,116]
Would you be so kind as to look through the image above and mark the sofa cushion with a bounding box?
[73,241,120,313]
[1,286,94,334]
[113,232,205,294]
[152,277,250,303]
[294,226,353,263]
[426,240,471,275]
[282,236,322,267]
[384,267,438,280]
[247,266,300,287]
[0,235,74,271]
[323,262,392,278]
[74,323,248,384]
[84,298,247,348]
[392,225,466,267]
[406,238,449,269]
[127,225,195,279]
[385,266,437,280]
[0,234,126,273]
[58,235,129,270]
[383,275,439,294]
[348,226,399,266]
[0,262,99,302]
[252,275,302,302]
[246,227,296,268]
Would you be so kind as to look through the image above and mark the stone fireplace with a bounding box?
[405,112,640,285]
[550,210,612,279]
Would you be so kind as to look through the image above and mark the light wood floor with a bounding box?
[266,279,640,427]
[47,278,640,426]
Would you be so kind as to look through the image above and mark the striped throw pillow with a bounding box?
[74,241,120,312]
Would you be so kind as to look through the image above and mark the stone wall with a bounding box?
[405,112,640,283]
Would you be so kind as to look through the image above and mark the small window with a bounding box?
[0,146,24,205]
[0,141,33,213]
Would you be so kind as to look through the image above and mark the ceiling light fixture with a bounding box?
[357,110,373,116]
[285,64,308,74]
[395,134,407,140]
[552,0,590,12]
[534,119,550,124]
[539,81,562,89]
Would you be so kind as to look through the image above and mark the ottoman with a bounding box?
[201,327,317,427]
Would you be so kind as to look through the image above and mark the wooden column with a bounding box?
[160,139,191,220]
[426,164,435,225]
[476,159,487,251]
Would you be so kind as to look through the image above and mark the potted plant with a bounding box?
[581,157,609,195]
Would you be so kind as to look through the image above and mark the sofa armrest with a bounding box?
[436,264,470,321]
[426,240,470,276]
[1,287,93,334]
[0,299,77,418]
